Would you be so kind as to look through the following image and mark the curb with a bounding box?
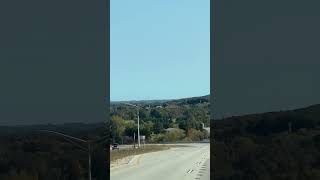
[127,155,138,164]
[110,155,141,171]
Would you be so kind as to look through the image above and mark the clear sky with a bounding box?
[111,0,210,101]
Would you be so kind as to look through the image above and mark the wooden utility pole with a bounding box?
[133,132,136,148]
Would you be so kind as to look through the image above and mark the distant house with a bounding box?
[203,127,210,135]
[201,123,210,135]
[164,128,185,133]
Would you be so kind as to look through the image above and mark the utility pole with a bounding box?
[137,108,140,147]
[123,103,140,148]
[133,132,136,148]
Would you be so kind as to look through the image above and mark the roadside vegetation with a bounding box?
[110,144,192,163]
[110,145,170,162]
[213,104,320,180]
[0,123,108,180]
[110,95,210,144]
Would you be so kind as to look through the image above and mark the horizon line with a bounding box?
[110,93,210,102]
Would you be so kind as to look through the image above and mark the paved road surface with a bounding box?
[117,144,135,149]
[111,143,210,180]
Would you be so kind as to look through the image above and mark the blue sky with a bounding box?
[111,0,210,101]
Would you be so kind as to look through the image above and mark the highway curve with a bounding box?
[110,143,210,180]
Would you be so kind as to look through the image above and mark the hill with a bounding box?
[214,104,320,138]
[111,94,209,106]
[213,104,320,180]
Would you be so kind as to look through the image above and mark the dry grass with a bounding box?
[110,145,171,162]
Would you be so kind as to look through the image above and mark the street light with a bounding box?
[38,130,92,180]
[123,103,140,148]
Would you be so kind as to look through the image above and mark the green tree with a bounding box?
[111,115,125,143]
[164,128,185,142]
[186,128,204,141]
[149,133,165,143]
[140,121,154,139]
[150,109,161,118]
[153,121,164,134]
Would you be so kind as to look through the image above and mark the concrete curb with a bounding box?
[110,154,141,171]
[127,155,139,165]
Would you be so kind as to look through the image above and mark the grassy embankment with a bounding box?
[110,144,188,162]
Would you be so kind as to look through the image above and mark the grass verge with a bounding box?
[110,145,171,163]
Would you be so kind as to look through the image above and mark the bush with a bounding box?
[186,128,204,141]
[149,133,165,143]
[164,128,185,142]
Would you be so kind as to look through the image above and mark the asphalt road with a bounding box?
[111,143,210,180]
[117,144,135,149]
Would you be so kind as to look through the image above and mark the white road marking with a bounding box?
[187,169,194,173]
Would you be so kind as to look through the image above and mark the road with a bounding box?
[111,143,210,180]
[118,144,135,149]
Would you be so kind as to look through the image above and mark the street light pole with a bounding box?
[137,108,140,148]
[123,103,141,148]
[39,130,92,180]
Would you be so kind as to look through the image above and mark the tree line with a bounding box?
[213,104,320,180]
[0,124,108,180]
[110,97,210,144]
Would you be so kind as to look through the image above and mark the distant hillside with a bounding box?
[111,99,169,106]
[217,103,320,120]
[214,104,320,138]
[213,104,320,179]
[0,122,106,138]
[167,95,209,105]
[111,94,210,106]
